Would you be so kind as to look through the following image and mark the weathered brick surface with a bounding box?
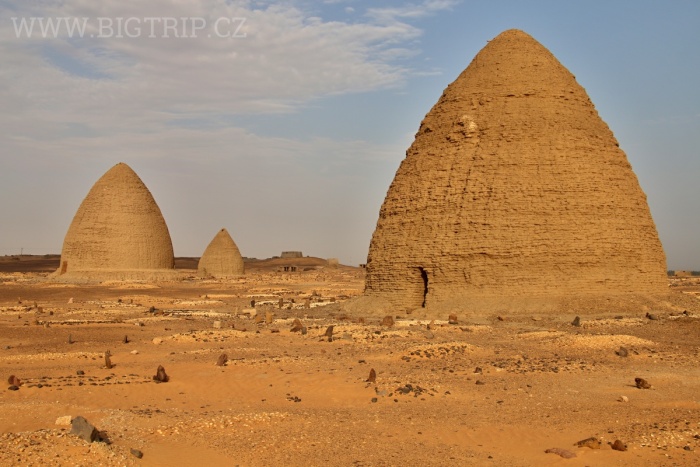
[57,162,175,280]
[198,228,244,278]
[365,30,667,313]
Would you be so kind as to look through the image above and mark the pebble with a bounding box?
[55,415,72,426]
[571,316,581,327]
[615,346,629,357]
[130,350,139,355]
[216,353,228,367]
[544,448,576,458]
[635,377,651,389]
[153,365,169,383]
[610,439,627,451]
[130,448,144,459]
[618,395,629,403]
[448,314,458,325]
[152,338,163,345]
[367,368,376,383]
[381,315,395,327]
[574,437,601,449]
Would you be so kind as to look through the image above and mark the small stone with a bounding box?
[474,367,483,374]
[683,445,692,451]
[367,368,377,383]
[70,416,99,443]
[381,315,395,327]
[148,306,156,313]
[104,351,113,369]
[213,321,221,329]
[544,448,576,458]
[610,439,627,451]
[475,380,485,385]
[8,385,19,391]
[645,312,659,320]
[153,365,169,383]
[290,318,304,332]
[7,375,21,386]
[130,448,144,459]
[55,415,72,426]
[325,325,334,342]
[371,397,378,403]
[76,370,85,376]
[635,377,651,389]
[265,311,274,325]
[575,437,601,449]
[130,350,139,355]
[216,353,228,366]
[448,314,458,325]
[571,316,581,327]
[618,395,629,403]
[152,337,163,345]
[615,346,628,357]
[123,335,129,344]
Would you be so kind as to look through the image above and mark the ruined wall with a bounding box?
[57,163,175,279]
[198,228,244,278]
[365,29,667,312]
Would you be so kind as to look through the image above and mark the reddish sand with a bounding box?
[1,259,699,466]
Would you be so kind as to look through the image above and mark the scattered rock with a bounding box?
[153,365,169,383]
[152,337,163,345]
[574,437,601,449]
[448,314,458,325]
[381,315,395,327]
[216,353,228,366]
[474,367,483,374]
[544,448,576,458]
[8,385,19,391]
[475,380,485,385]
[635,377,651,389]
[427,320,436,330]
[213,321,222,329]
[130,448,144,459]
[571,316,581,327]
[123,335,129,344]
[76,370,85,376]
[645,312,659,321]
[130,350,139,355]
[290,318,304,332]
[55,415,72,426]
[615,346,628,357]
[148,306,156,313]
[7,375,21,386]
[325,325,334,342]
[367,368,377,383]
[104,351,113,369]
[610,439,627,451]
[618,395,629,403]
[71,416,99,443]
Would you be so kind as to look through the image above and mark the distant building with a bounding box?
[281,251,303,258]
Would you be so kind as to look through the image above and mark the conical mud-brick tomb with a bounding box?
[198,228,245,278]
[56,162,176,281]
[364,29,667,314]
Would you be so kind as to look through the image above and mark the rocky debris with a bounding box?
[427,320,436,330]
[367,368,377,383]
[448,314,458,325]
[8,385,19,391]
[55,415,72,426]
[104,350,113,369]
[635,377,651,389]
[70,416,100,443]
[618,395,629,403]
[213,321,222,329]
[286,395,301,402]
[290,318,305,333]
[381,315,395,327]
[7,375,21,386]
[544,448,576,458]
[475,380,485,385]
[615,346,629,357]
[324,325,334,342]
[153,365,169,383]
[646,312,659,321]
[474,367,483,374]
[574,437,601,449]
[571,316,581,327]
[130,448,144,459]
[76,370,85,375]
[123,335,129,344]
[152,337,163,345]
[216,353,228,367]
[67,334,73,344]
[610,439,627,451]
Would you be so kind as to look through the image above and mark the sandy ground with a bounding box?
[1,261,700,466]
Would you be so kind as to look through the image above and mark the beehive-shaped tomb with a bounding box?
[198,228,245,278]
[55,162,177,281]
[363,29,668,315]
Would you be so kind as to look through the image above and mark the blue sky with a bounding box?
[1,0,698,269]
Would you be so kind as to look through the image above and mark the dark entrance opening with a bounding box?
[418,267,428,308]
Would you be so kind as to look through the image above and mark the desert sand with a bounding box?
[2,256,700,466]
